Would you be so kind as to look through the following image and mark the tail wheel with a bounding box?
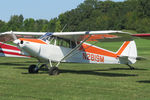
[49,67,59,75]
[28,65,39,73]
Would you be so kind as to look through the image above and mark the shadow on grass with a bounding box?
[60,69,138,77]
[0,63,27,66]
[15,66,139,77]
[14,67,29,69]
[137,80,150,83]
[20,68,138,77]
[109,68,148,71]
[14,66,147,71]
[25,61,37,63]
[0,60,37,67]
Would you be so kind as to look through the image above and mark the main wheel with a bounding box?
[49,67,59,75]
[28,65,39,73]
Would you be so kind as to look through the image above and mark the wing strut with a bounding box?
[55,35,92,67]
[61,41,99,61]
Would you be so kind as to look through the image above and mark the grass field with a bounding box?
[0,39,150,100]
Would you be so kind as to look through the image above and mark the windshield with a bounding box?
[39,32,53,41]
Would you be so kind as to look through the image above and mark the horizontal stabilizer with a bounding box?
[0,42,30,58]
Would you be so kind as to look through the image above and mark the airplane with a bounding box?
[0,30,138,75]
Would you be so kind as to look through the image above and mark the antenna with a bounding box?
[61,24,67,32]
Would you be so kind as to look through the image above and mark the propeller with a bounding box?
[11,30,17,40]
[10,31,22,45]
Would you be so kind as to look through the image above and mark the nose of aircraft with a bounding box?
[21,43,40,57]
[14,39,40,57]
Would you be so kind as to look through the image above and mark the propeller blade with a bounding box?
[11,31,17,40]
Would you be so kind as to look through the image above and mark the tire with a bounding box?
[49,67,59,75]
[28,65,39,73]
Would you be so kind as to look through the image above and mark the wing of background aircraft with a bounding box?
[132,34,150,40]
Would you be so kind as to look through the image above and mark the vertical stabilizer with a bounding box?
[116,41,137,64]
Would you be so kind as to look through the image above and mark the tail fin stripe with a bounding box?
[116,41,130,56]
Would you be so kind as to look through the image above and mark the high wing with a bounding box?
[51,30,133,42]
[0,30,133,42]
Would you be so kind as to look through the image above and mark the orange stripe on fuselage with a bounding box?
[19,38,47,44]
[80,43,118,58]
[116,41,130,56]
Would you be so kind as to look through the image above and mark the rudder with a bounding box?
[116,41,137,64]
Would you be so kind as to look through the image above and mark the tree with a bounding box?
[48,18,57,32]
[0,20,8,32]
[55,20,62,32]
[136,0,150,17]
[34,19,48,32]
[23,18,35,31]
[7,15,24,31]
[1,0,150,33]
[41,24,48,32]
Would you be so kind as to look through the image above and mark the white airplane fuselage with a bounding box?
[18,39,127,65]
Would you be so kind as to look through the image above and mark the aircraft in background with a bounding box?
[0,31,138,75]
[132,34,150,40]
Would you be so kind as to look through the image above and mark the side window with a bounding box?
[58,39,69,48]
[70,41,76,48]
[48,37,76,48]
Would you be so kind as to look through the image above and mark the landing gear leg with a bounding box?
[39,64,48,70]
[127,64,135,70]
[48,60,60,75]
[28,63,48,74]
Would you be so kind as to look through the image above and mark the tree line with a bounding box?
[0,0,150,33]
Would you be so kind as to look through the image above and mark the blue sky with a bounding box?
[0,0,124,22]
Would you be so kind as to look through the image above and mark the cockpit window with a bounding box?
[49,37,76,48]
[40,33,76,48]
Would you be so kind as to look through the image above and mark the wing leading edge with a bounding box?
[52,30,133,42]
[0,30,133,42]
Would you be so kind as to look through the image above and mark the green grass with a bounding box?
[0,39,150,100]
